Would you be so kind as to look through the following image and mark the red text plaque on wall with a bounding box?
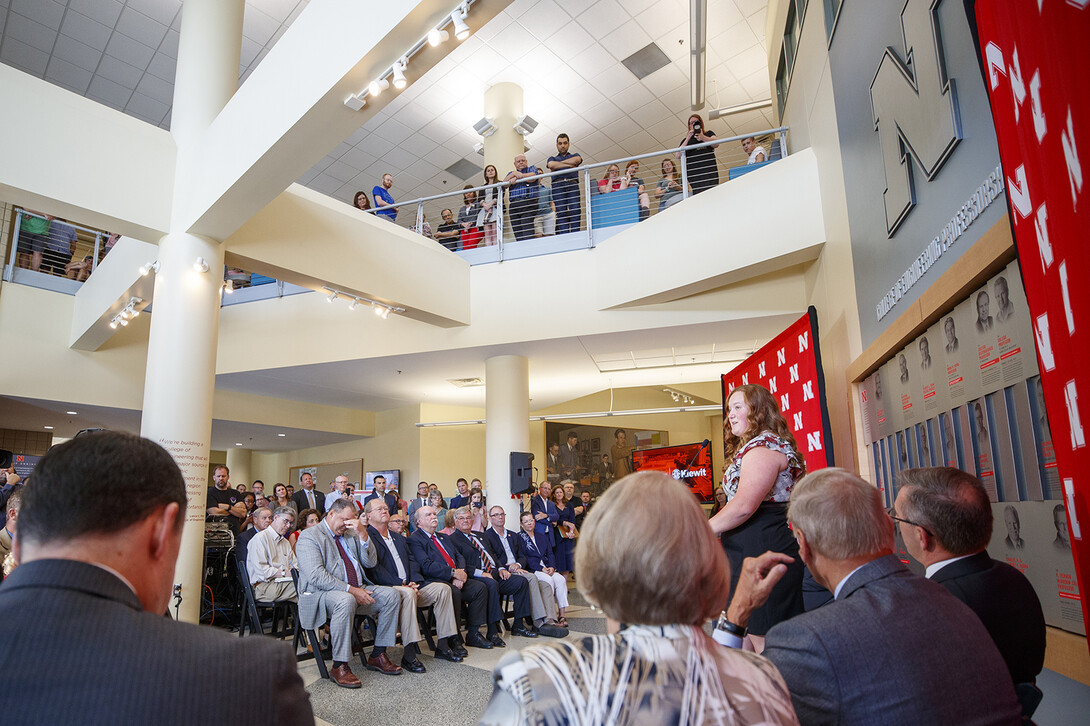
[975,0,1090,642]
[721,307,834,474]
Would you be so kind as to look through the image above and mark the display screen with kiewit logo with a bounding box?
[632,441,713,503]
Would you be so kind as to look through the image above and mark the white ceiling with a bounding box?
[0,0,774,206]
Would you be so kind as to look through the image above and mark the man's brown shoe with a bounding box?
[366,652,403,675]
[329,664,361,688]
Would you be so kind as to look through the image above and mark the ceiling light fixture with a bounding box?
[348,298,358,311]
[344,93,366,111]
[513,114,538,135]
[368,77,390,97]
[139,260,160,276]
[322,286,404,318]
[451,4,470,40]
[193,257,209,273]
[327,290,338,303]
[66,411,78,415]
[223,280,234,295]
[428,27,449,46]
[391,59,408,90]
[44,425,54,430]
[277,433,286,437]
[473,117,498,137]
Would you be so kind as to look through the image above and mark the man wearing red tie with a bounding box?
[406,505,488,651]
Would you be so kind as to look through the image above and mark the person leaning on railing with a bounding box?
[677,113,719,194]
[504,154,542,242]
[655,158,684,212]
[457,186,483,250]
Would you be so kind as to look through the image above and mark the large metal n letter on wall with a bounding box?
[870,0,963,236]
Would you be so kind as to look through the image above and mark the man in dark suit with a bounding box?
[530,482,558,537]
[0,431,312,724]
[895,467,1046,689]
[362,498,463,665]
[724,467,1021,726]
[450,506,535,646]
[363,475,401,515]
[291,471,325,516]
[405,505,484,652]
[449,477,471,510]
[406,481,432,533]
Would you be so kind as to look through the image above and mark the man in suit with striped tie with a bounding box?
[291,471,325,516]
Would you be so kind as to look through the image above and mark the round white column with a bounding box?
[171,0,244,147]
[485,355,529,524]
[482,83,526,177]
[140,233,225,623]
[226,448,252,493]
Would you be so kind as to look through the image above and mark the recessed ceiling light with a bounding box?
[277,433,286,437]
[66,411,78,415]
[44,425,54,430]
[235,442,243,446]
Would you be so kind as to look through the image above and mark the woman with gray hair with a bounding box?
[479,471,799,726]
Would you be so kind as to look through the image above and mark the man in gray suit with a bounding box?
[723,467,1021,726]
[0,431,312,724]
[296,498,402,687]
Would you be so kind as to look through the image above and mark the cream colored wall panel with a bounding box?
[0,66,174,239]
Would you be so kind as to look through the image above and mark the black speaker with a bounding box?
[510,452,534,495]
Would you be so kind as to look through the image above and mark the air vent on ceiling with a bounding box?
[448,377,485,387]
[445,159,483,181]
[622,43,671,80]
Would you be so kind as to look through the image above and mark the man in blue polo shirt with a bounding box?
[372,173,398,222]
[546,134,583,234]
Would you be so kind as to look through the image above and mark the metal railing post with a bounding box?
[91,232,102,275]
[5,210,23,282]
[583,168,594,247]
[679,149,690,201]
[496,184,505,262]
[415,202,424,235]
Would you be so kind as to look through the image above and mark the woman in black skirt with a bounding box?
[709,383,805,652]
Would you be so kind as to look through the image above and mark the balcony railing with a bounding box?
[361,126,789,263]
[3,209,115,290]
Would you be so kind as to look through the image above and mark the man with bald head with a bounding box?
[0,432,312,723]
[505,154,542,241]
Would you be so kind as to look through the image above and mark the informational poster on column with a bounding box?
[1008,383,1045,500]
[970,282,1004,392]
[885,360,907,434]
[871,443,889,507]
[860,374,877,445]
[1027,375,1061,500]
[941,301,972,406]
[871,367,891,441]
[988,501,1084,636]
[989,392,1021,502]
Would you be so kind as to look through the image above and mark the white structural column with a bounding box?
[226,448,252,493]
[485,355,530,524]
[482,83,525,176]
[139,0,243,624]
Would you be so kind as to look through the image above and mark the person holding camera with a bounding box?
[676,113,719,194]
[468,488,487,532]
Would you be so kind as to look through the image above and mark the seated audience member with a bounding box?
[485,507,568,637]
[597,164,628,194]
[296,499,403,687]
[742,136,766,165]
[429,490,448,531]
[516,511,569,626]
[65,254,94,282]
[458,187,483,250]
[406,505,485,653]
[0,488,22,566]
[450,507,535,646]
[439,509,457,536]
[434,208,461,251]
[895,467,1046,693]
[239,492,257,531]
[388,512,408,535]
[450,477,471,510]
[725,467,1022,725]
[468,488,487,531]
[623,160,650,220]
[0,432,312,722]
[363,499,463,666]
[290,508,320,551]
[270,483,296,514]
[655,158,684,212]
[480,471,798,725]
[237,506,272,564]
[246,507,298,602]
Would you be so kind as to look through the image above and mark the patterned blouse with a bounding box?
[480,624,799,726]
[723,431,803,503]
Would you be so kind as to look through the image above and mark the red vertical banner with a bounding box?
[975,1,1090,644]
[721,307,834,474]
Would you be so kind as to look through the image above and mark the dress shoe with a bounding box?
[400,657,427,673]
[452,644,469,658]
[464,631,493,649]
[537,623,569,638]
[366,652,403,675]
[488,633,507,648]
[329,664,362,689]
[433,647,463,663]
[511,625,539,638]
